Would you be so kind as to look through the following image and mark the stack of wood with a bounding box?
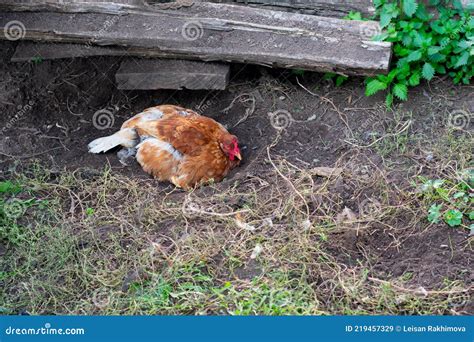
[0,0,393,90]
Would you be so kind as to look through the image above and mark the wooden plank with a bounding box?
[211,0,473,16]
[0,3,392,76]
[115,58,230,90]
[213,0,376,18]
[11,42,127,61]
[0,0,146,15]
[11,41,230,90]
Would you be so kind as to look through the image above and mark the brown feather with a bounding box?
[120,105,239,189]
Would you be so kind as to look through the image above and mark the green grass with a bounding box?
[0,154,471,315]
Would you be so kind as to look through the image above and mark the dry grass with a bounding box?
[1,127,472,315]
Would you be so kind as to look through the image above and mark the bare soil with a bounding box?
[0,40,472,315]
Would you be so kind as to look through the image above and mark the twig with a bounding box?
[343,120,412,149]
[296,76,352,134]
[368,277,473,295]
[266,143,310,219]
[0,147,63,159]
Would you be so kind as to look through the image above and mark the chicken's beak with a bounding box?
[235,152,242,161]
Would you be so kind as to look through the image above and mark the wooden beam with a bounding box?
[11,41,230,90]
[211,0,473,16]
[11,42,127,62]
[0,3,392,76]
[0,0,146,15]
[116,58,230,90]
[212,0,376,18]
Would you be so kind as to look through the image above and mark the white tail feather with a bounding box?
[88,129,137,154]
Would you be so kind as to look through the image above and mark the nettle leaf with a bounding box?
[396,63,411,80]
[435,65,446,74]
[393,83,408,100]
[469,17,474,30]
[366,79,387,96]
[456,40,471,50]
[387,68,399,82]
[428,46,442,55]
[377,74,389,83]
[439,37,451,47]
[413,32,424,47]
[395,46,411,57]
[429,53,446,63]
[380,12,393,28]
[403,0,418,17]
[385,92,394,108]
[402,35,413,46]
[407,50,423,62]
[454,51,470,68]
[469,211,474,220]
[399,21,410,29]
[430,22,446,34]
[413,22,423,30]
[415,3,431,21]
[345,11,363,20]
[444,209,463,227]
[408,71,421,86]
[373,0,384,8]
[322,72,336,80]
[422,62,435,80]
[380,3,399,28]
[335,75,348,86]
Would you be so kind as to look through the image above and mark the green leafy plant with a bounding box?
[0,181,38,245]
[0,181,22,195]
[322,72,349,86]
[369,0,473,105]
[351,1,473,106]
[85,207,95,216]
[419,170,473,229]
[345,11,366,21]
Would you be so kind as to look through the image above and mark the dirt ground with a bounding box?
[0,40,472,315]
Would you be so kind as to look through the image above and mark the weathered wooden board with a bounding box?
[0,3,392,76]
[10,42,127,62]
[0,0,146,15]
[116,58,230,90]
[210,0,473,15]
[215,0,376,18]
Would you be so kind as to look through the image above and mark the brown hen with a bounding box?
[88,105,241,189]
